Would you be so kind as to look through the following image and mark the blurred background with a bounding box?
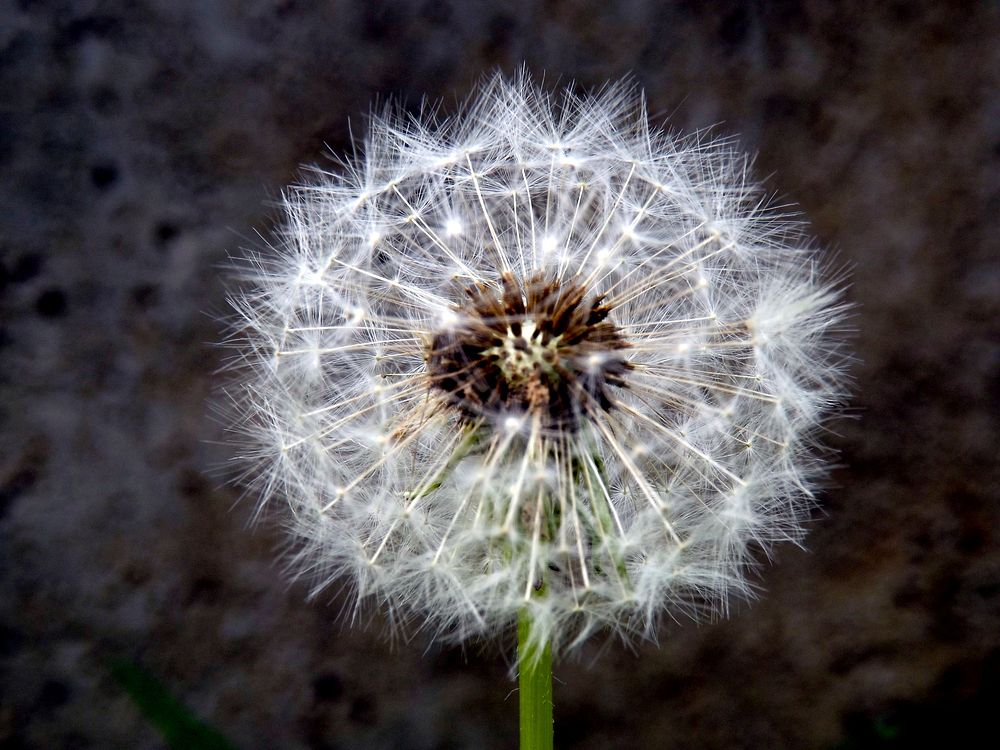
[1,1,997,748]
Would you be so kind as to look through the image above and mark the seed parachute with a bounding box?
[225,72,849,655]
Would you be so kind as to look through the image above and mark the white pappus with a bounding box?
[224,72,850,657]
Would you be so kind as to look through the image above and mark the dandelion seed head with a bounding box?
[224,71,850,656]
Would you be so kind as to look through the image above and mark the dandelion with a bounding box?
[225,71,848,747]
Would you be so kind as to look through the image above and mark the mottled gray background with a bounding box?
[2,1,998,748]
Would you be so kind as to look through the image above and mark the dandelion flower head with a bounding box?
[228,73,848,655]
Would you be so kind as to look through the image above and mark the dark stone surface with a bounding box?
[1,1,996,748]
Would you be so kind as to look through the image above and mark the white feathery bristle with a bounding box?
[223,71,850,657]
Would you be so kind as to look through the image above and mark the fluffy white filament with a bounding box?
[225,73,849,655]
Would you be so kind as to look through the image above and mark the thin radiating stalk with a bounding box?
[518,608,553,750]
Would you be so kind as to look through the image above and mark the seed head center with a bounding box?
[490,320,562,385]
[426,272,631,430]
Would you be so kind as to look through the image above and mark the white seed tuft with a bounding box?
[223,72,850,656]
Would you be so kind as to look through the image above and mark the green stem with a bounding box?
[518,609,553,750]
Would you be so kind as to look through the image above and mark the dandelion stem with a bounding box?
[518,607,553,750]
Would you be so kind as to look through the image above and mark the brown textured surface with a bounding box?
[427,271,630,430]
[1,1,997,748]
